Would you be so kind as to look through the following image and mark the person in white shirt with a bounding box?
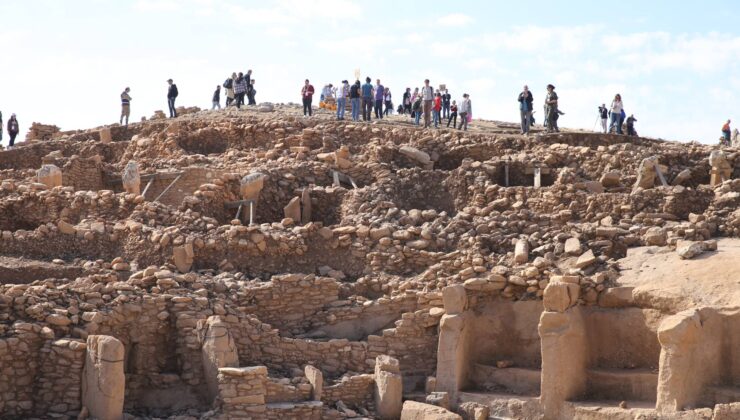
[336,80,349,120]
[421,79,434,128]
[610,94,623,134]
[458,93,472,131]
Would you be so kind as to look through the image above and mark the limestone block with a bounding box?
[583,180,604,194]
[425,391,450,410]
[672,169,691,186]
[399,146,433,169]
[284,196,301,222]
[122,161,140,195]
[564,237,581,255]
[514,239,529,264]
[599,170,621,187]
[597,287,634,308]
[713,403,740,420]
[442,285,467,315]
[543,281,580,312]
[574,249,596,268]
[172,243,194,273]
[644,227,667,246]
[99,127,112,143]
[37,164,62,188]
[375,355,402,419]
[435,314,469,401]
[301,188,312,224]
[656,310,703,412]
[304,365,323,401]
[200,316,239,402]
[257,102,274,112]
[82,335,125,420]
[400,400,462,420]
[58,220,76,235]
[240,172,266,201]
[634,156,658,190]
[677,241,704,259]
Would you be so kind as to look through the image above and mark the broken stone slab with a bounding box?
[99,127,112,143]
[172,243,194,273]
[375,355,402,419]
[240,172,266,201]
[598,287,634,308]
[425,392,450,410]
[200,316,239,402]
[400,400,462,420]
[37,164,62,188]
[599,170,621,188]
[671,169,691,186]
[304,365,323,401]
[283,196,301,223]
[677,241,704,260]
[564,237,581,255]
[574,249,596,269]
[82,335,125,420]
[399,146,434,169]
[634,156,659,190]
[514,239,529,264]
[442,285,467,315]
[122,161,141,195]
[543,281,580,313]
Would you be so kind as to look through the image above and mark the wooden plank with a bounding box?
[140,178,154,198]
[153,174,182,202]
[332,171,340,187]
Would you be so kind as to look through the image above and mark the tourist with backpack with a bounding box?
[412,96,423,126]
[249,80,257,104]
[626,115,638,136]
[234,73,248,109]
[212,85,221,110]
[361,77,374,121]
[120,87,132,128]
[722,119,731,144]
[167,79,178,118]
[598,104,608,133]
[301,79,315,117]
[350,80,361,121]
[421,79,434,128]
[447,101,458,128]
[458,94,471,131]
[224,73,236,106]
[7,114,19,148]
[518,85,533,134]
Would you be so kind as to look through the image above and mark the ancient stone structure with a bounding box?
[0,104,735,419]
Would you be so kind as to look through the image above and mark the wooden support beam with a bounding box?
[140,178,154,198]
[153,174,182,202]
[654,165,668,187]
[331,170,357,189]
[235,203,243,220]
[534,167,542,188]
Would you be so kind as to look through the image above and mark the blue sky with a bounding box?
[1,0,739,144]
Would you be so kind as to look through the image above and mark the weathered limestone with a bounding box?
[374,355,403,419]
[240,172,266,201]
[543,280,580,313]
[399,146,434,170]
[122,161,141,195]
[656,310,703,413]
[436,311,470,403]
[284,196,301,222]
[634,156,658,190]
[400,400,462,420]
[82,335,125,420]
[425,391,450,410]
[539,308,587,419]
[200,316,239,402]
[99,127,112,143]
[709,150,732,186]
[564,237,581,255]
[172,242,194,273]
[599,170,621,187]
[301,187,312,224]
[672,168,691,186]
[442,285,467,315]
[304,364,323,401]
[514,239,529,264]
[37,164,62,188]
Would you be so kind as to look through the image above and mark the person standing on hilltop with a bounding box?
[433,91,442,128]
[301,79,315,117]
[224,73,236,107]
[458,94,471,131]
[403,88,411,115]
[167,79,178,118]
[721,119,731,145]
[421,79,434,128]
[447,100,458,128]
[7,114,19,148]
[545,84,559,133]
[234,72,247,109]
[518,85,533,135]
[384,88,393,116]
[361,77,374,121]
[350,80,361,121]
[245,70,255,105]
[442,89,451,120]
[598,104,608,133]
[374,79,385,119]
[336,80,349,121]
[610,94,623,134]
[212,85,221,110]
[120,87,132,128]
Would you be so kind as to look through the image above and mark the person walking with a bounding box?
[610,94,623,134]
[361,77,374,121]
[384,88,393,116]
[447,100,458,128]
[167,79,178,118]
[544,84,558,133]
[120,87,132,128]
[442,89,451,119]
[518,85,533,134]
[234,73,248,109]
[598,104,608,133]
[7,114,19,148]
[458,94,471,131]
[433,92,442,128]
[337,80,349,120]
[212,85,221,110]
[224,73,236,107]
[374,79,384,119]
[421,79,434,128]
[350,80,361,121]
[403,88,412,115]
[301,79,315,117]
[722,119,732,144]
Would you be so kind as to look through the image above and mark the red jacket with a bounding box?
[434,97,442,111]
[302,84,315,98]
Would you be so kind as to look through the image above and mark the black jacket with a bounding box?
[350,84,361,99]
[518,91,533,110]
[213,88,220,102]
[168,84,179,99]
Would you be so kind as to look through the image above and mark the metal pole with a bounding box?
[153,174,182,203]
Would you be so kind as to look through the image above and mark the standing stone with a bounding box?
[82,335,125,420]
[284,196,301,222]
[122,161,141,195]
[375,355,403,419]
[200,316,239,402]
[99,127,112,143]
[240,172,266,202]
[709,150,732,186]
[301,188,312,224]
[514,239,529,264]
[442,285,467,315]
[399,146,434,170]
[304,365,323,401]
[656,310,703,413]
[37,164,62,188]
[634,156,658,190]
[172,243,194,273]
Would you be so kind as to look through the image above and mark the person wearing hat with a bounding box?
[336,80,349,120]
[167,79,179,118]
[120,87,132,127]
[7,114,19,148]
[545,84,559,133]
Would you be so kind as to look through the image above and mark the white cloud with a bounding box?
[437,13,473,27]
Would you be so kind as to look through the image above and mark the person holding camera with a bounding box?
[598,104,608,133]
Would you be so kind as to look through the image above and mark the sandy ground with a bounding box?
[616,238,740,311]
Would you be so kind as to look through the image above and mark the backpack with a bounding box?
[223,78,233,89]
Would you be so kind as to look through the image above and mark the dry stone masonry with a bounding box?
[0,104,737,419]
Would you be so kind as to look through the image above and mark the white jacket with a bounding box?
[611,100,623,114]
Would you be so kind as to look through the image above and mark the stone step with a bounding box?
[470,363,541,396]
[704,385,740,405]
[585,368,658,402]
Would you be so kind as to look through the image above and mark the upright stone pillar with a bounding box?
[435,285,470,404]
[374,355,403,419]
[99,127,112,143]
[709,150,733,186]
[122,161,141,195]
[656,310,703,413]
[82,335,125,420]
[633,156,658,190]
[200,316,239,402]
[301,187,312,224]
[305,365,323,401]
[37,164,62,188]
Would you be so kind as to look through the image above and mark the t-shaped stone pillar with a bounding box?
[122,161,141,195]
[374,355,403,419]
[709,150,732,186]
[82,335,125,420]
[199,316,239,402]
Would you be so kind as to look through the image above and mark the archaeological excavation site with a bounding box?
[1,105,740,420]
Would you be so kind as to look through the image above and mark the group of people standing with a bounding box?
[0,112,20,148]
[597,94,637,136]
[516,84,562,134]
[219,70,256,110]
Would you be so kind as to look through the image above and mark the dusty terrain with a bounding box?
[0,103,738,419]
